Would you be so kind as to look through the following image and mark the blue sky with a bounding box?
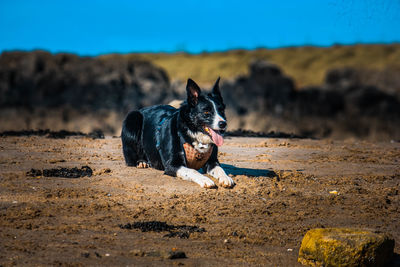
[0,0,399,55]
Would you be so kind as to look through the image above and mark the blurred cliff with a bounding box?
[222,60,400,140]
[0,51,176,134]
[1,46,399,140]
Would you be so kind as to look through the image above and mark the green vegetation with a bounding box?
[99,44,400,88]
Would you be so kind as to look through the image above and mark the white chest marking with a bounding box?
[187,130,213,153]
[192,141,211,153]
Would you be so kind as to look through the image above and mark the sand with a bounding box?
[0,136,399,266]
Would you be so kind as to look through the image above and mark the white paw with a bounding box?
[208,165,235,188]
[199,177,217,189]
[176,166,216,189]
[137,162,149,168]
[219,175,235,188]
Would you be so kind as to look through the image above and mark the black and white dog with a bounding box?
[121,78,235,188]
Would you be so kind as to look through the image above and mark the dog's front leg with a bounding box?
[176,167,216,189]
[207,165,235,188]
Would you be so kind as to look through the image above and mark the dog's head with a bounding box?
[184,78,227,146]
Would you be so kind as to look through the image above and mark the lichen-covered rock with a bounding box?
[298,228,394,267]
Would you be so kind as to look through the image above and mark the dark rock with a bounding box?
[130,249,186,259]
[346,86,400,117]
[0,129,104,139]
[165,251,186,259]
[221,60,295,115]
[294,88,345,116]
[120,221,173,232]
[0,51,173,112]
[323,68,400,117]
[325,67,360,91]
[26,168,42,177]
[27,166,93,178]
[221,60,400,140]
[225,129,310,139]
[119,221,205,239]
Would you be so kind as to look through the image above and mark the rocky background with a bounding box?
[221,60,400,140]
[1,50,399,140]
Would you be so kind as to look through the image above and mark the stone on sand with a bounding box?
[298,228,394,267]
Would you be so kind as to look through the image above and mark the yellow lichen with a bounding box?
[298,228,394,267]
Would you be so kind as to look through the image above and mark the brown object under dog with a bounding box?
[183,143,213,170]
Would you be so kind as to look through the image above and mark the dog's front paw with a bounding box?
[208,166,235,188]
[193,175,217,189]
[137,162,149,168]
[219,175,235,188]
[200,177,217,189]
[176,167,216,189]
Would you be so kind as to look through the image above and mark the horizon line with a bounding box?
[1,41,399,57]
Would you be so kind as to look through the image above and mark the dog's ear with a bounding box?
[211,77,222,101]
[186,78,201,106]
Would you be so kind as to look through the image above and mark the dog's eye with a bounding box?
[204,111,210,115]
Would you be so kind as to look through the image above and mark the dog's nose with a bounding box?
[218,121,227,129]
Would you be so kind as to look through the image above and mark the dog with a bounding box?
[121,78,235,188]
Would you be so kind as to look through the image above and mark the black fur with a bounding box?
[121,78,226,177]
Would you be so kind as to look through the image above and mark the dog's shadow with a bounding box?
[220,163,276,178]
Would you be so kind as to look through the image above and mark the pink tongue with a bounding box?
[209,128,224,146]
